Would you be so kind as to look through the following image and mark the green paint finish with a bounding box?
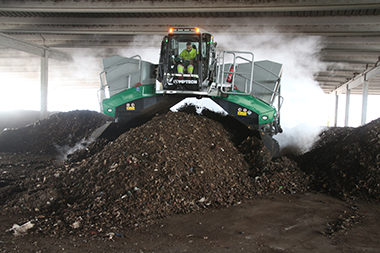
[102,84,275,125]
[102,84,157,117]
[220,93,276,125]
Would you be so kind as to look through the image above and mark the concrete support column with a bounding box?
[40,49,49,119]
[344,86,351,127]
[361,80,369,125]
[334,91,338,127]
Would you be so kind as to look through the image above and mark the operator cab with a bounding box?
[156,28,217,93]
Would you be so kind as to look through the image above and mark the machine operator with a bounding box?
[175,42,197,78]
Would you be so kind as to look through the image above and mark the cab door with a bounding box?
[157,36,168,82]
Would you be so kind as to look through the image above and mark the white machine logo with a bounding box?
[172,79,198,85]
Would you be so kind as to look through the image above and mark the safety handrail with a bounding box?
[216,51,255,95]
[216,50,282,108]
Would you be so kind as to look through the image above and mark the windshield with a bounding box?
[169,35,200,57]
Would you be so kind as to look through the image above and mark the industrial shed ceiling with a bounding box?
[0,0,380,95]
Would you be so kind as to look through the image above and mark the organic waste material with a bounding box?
[0,109,380,241]
[295,121,380,201]
[0,110,111,155]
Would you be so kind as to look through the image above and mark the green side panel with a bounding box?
[220,93,276,125]
[102,84,157,117]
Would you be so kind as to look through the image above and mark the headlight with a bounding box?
[107,108,113,113]
[262,115,268,120]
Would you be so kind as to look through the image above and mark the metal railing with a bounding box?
[216,51,255,94]
[215,50,283,111]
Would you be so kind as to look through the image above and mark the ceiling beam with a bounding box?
[0,32,72,61]
[1,14,379,26]
[1,25,379,37]
[320,56,379,65]
[321,48,380,55]
[0,0,379,13]
[333,64,380,94]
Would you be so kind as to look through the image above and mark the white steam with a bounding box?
[55,137,95,161]
[215,32,332,154]
[47,48,106,112]
[117,35,162,64]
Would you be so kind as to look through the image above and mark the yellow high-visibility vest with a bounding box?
[179,48,196,60]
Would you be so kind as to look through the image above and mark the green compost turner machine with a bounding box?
[95,27,284,156]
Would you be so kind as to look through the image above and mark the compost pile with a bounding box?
[0,110,111,155]
[296,119,380,201]
[0,110,309,236]
[1,109,380,237]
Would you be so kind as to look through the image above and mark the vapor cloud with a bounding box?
[214,32,332,154]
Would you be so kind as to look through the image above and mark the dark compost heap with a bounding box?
[0,109,379,236]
